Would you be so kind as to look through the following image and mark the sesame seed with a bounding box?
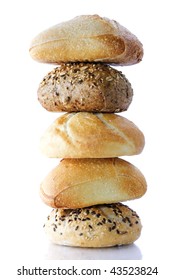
[80,65,89,70]
[120,231,127,235]
[116,229,128,235]
[96,213,101,218]
[106,76,113,81]
[60,71,66,76]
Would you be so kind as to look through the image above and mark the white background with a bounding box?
[1,0,175,277]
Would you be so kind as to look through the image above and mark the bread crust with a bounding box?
[38,63,133,113]
[29,15,143,65]
[44,203,142,247]
[40,112,145,158]
[40,158,147,208]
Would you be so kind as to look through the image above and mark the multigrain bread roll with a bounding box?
[40,158,147,208]
[44,203,142,247]
[29,15,143,65]
[40,112,145,158]
[38,63,133,113]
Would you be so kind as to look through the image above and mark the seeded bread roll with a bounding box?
[44,203,142,247]
[40,158,147,209]
[40,112,145,158]
[29,15,143,66]
[38,63,133,113]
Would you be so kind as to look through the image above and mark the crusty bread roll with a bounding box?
[40,112,145,158]
[44,203,142,247]
[29,15,143,66]
[38,63,133,113]
[40,158,147,208]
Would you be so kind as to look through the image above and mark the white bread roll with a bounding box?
[40,112,145,158]
[40,158,147,208]
[29,15,143,66]
[44,203,142,247]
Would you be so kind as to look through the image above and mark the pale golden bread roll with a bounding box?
[38,63,133,113]
[40,112,145,158]
[29,15,143,65]
[40,158,147,208]
[44,203,142,247]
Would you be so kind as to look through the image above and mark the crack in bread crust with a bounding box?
[96,113,135,150]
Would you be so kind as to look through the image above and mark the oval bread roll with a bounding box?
[38,63,133,113]
[29,15,143,66]
[44,203,142,247]
[40,158,147,208]
[40,112,145,158]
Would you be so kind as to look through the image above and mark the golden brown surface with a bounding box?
[29,15,143,65]
[40,158,147,208]
[40,112,145,158]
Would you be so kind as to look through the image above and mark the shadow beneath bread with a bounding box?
[44,243,142,260]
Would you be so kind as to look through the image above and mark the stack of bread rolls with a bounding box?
[30,15,147,247]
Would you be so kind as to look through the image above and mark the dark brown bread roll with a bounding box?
[38,63,133,113]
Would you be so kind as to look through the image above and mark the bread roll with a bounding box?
[29,15,143,66]
[40,112,145,158]
[38,63,133,113]
[40,158,147,208]
[44,203,142,247]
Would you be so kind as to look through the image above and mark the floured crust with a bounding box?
[44,203,142,247]
[40,112,145,158]
[37,63,133,113]
[40,158,147,208]
[29,15,143,65]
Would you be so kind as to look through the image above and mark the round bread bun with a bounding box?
[40,112,145,158]
[40,158,147,209]
[29,15,143,66]
[44,203,142,247]
[38,63,133,113]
